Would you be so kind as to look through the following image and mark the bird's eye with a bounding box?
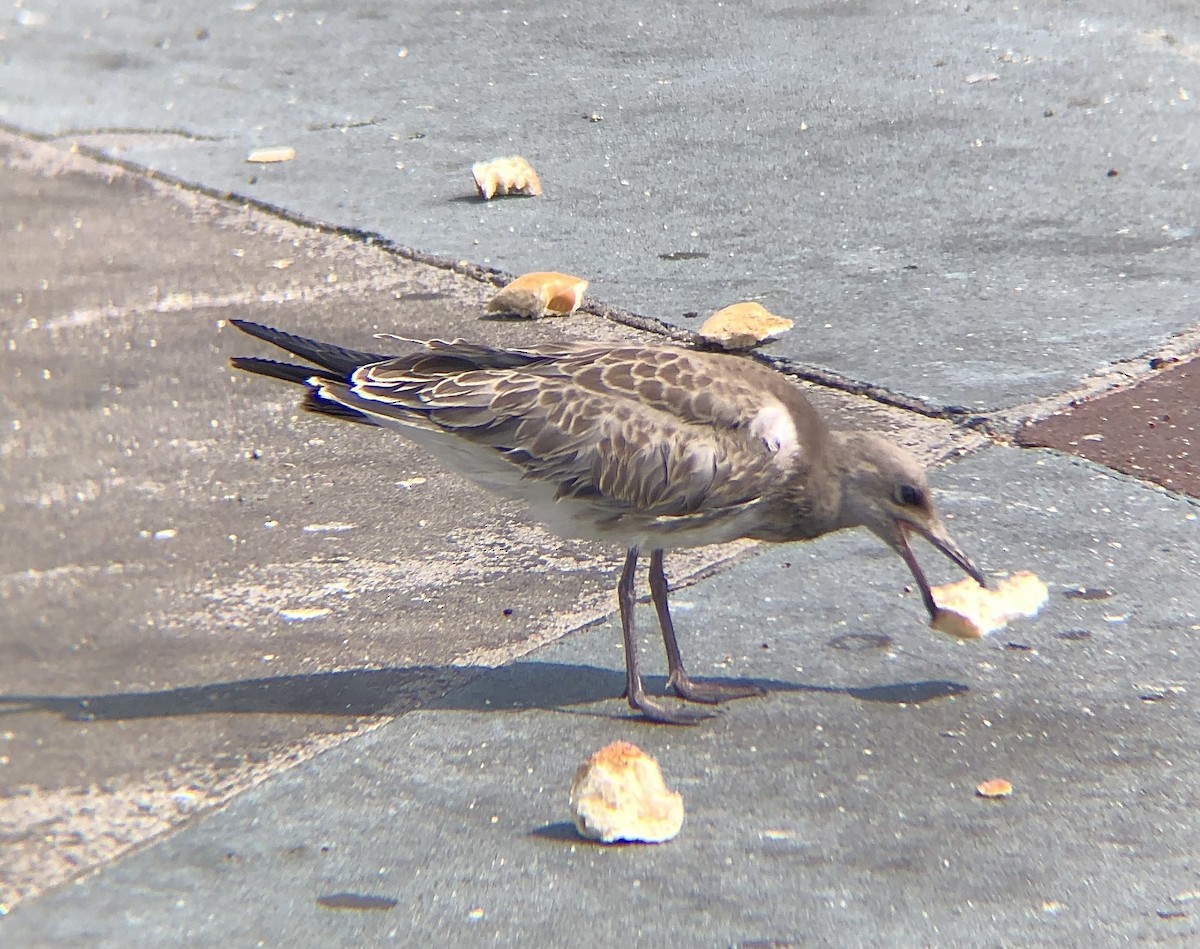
[895,484,925,507]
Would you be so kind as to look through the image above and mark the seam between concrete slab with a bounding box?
[39,126,225,143]
[1,120,1121,432]
[993,323,1200,437]
[0,718,403,917]
[0,537,757,913]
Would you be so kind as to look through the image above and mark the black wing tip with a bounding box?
[227,318,302,349]
[229,354,281,371]
[230,355,336,386]
[227,317,267,335]
[226,319,391,375]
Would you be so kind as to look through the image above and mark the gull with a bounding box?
[229,320,985,724]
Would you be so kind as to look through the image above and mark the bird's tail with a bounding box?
[229,355,329,385]
[229,319,392,425]
[229,319,390,376]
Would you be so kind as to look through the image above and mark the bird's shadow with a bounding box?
[0,661,967,724]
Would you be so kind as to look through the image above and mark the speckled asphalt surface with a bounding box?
[2,1,1198,945]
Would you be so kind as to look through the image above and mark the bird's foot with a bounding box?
[667,671,767,706]
[626,689,717,726]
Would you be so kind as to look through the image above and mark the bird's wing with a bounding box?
[315,342,825,519]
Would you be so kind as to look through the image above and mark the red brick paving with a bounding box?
[1016,356,1197,498]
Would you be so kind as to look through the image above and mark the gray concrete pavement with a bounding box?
[2,0,1197,409]
[0,133,974,918]
[2,1,1199,944]
[5,447,1199,946]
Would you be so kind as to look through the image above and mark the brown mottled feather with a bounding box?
[308,341,833,543]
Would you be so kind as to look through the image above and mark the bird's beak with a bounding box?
[896,518,986,619]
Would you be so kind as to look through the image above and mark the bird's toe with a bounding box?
[668,672,767,705]
[626,691,718,725]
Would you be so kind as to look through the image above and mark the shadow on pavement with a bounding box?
[528,822,584,843]
[0,662,968,722]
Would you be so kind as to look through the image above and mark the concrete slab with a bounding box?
[0,133,978,912]
[3,2,1198,408]
[5,445,1197,945]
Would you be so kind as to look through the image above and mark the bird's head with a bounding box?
[832,431,986,617]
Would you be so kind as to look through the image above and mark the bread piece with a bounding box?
[471,156,543,199]
[246,146,296,163]
[487,271,588,318]
[569,741,684,844]
[931,571,1049,639]
[697,302,793,350]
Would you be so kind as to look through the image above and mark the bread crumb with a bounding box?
[697,302,793,350]
[931,571,1048,639]
[488,272,588,318]
[976,778,1013,798]
[569,742,683,844]
[246,146,296,163]
[472,156,542,200]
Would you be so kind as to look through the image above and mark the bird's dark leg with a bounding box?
[618,547,713,725]
[649,549,766,705]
